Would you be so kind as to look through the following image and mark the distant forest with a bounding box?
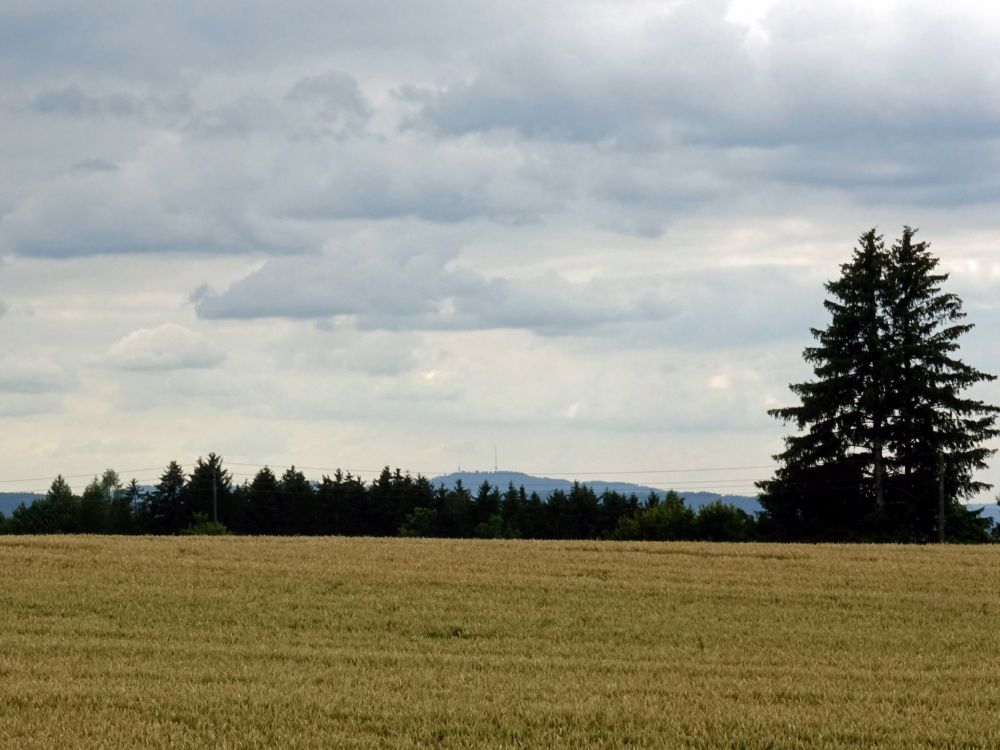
[2,453,998,542]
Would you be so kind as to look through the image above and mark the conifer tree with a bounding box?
[123,478,146,532]
[45,474,81,533]
[185,454,232,529]
[760,228,998,541]
[279,466,314,534]
[79,475,111,533]
[150,461,186,533]
[881,228,998,538]
[248,466,281,533]
[759,230,888,538]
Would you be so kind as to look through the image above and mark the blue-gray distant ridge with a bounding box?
[429,471,762,514]
[0,492,45,517]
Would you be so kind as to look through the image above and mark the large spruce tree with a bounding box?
[881,228,999,538]
[759,228,998,541]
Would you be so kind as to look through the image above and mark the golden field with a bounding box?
[1,537,999,749]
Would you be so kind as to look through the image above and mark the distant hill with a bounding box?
[429,471,762,514]
[0,492,44,517]
[426,472,999,523]
[969,503,1000,524]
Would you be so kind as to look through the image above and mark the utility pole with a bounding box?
[212,463,218,525]
[938,451,946,544]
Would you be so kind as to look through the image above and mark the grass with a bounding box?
[1,537,999,748]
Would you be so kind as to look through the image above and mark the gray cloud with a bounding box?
[406,1,1000,208]
[30,86,143,117]
[193,247,677,335]
[27,85,190,120]
[184,96,285,138]
[286,70,370,118]
[656,265,825,349]
[8,0,998,264]
[0,393,64,418]
[70,158,119,173]
[0,2,538,79]
[0,355,76,394]
[0,142,298,257]
[0,9,113,74]
[104,324,225,371]
[267,133,550,224]
[301,323,419,376]
[415,2,1000,151]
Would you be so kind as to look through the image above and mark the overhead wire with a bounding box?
[0,459,785,498]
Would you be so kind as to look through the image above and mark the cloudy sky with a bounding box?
[3,0,1000,498]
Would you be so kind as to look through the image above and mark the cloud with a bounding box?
[30,86,144,117]
[403,1,1000,208]
[286,70,370,121]
[0,134,296,257]
[11,0,998,265]
[300,322,419,376]
[0,2,540,79]
[0,299,7,318]
[183,96,286,138]
[193,247,677,335]
[104,323,225,371]
[27,85,190,120]
[0,355,76,394]
[0,393,65,418]
[266,132,550,224]
[70,158,119,173]
[414,2,1000,149]
[2,105,545,258]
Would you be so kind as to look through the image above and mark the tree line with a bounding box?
[1,451,996,541]
[0,455,763,541]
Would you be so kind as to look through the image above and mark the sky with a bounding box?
[3,0,1000,499]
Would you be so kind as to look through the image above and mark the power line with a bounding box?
[504,465,777,475]
[0,461,780,495]
[222,460,777,476]
[0,467,164,485]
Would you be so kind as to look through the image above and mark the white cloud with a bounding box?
[193,245,680,335]
[104,323,225,371]
[0,393,65,418]
[0,355,75,393]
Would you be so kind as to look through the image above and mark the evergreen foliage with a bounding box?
[185,453,232,528]
[181,513,231,536]
[759,228,998,541]
[79,476,111,533]
[1,458,784,541]
[149,461,186,533]
[7,475,80,533]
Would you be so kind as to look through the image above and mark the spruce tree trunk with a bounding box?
[938,452,945,544]
[873,431,885,513]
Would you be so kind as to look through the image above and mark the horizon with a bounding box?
[0,461,767,497]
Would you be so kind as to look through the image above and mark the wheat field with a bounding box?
[1,537,999,749]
